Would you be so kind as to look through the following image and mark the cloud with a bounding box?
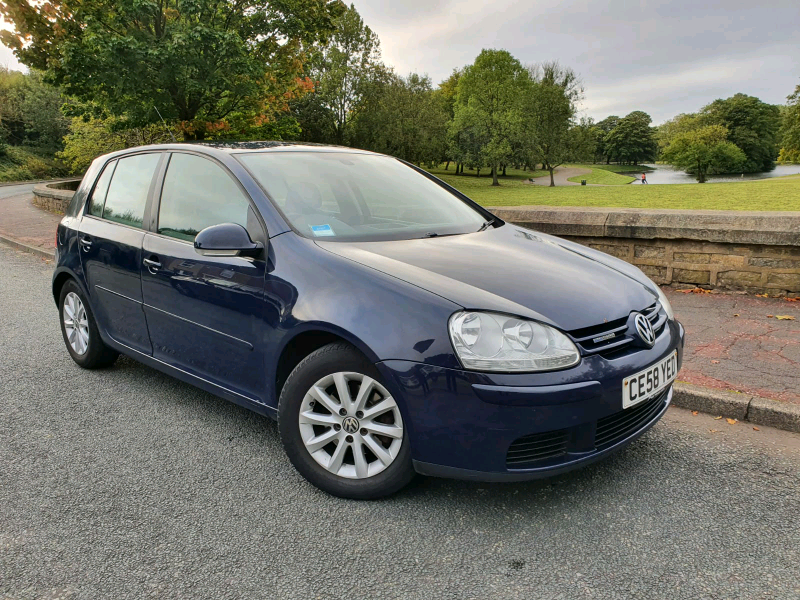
[354,0,800,121]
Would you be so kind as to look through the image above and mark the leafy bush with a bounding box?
[58,116,178,174]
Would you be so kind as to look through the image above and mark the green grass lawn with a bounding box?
[566,166,636,185]
[429,166,800,211]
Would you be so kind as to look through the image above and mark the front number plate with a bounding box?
[622,351,678,409]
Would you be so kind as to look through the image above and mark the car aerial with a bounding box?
[53,142,685,499]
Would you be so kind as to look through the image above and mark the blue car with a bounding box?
[53,142,684,499]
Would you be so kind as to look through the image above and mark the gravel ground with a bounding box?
[2,242,799,600]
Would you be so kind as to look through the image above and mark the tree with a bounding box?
[699,94,781,172]
[566,117,598,164]
[524,81,574,186]
[779,83,800,164]
[433,69,462,169]
[657,113,701,152]
[304,3,384,145]
[661,125,746,183]
[1,0,342,140]
[593,115,620,163]
[452,49,530,186]
[528,61,584,110]
[0,68,70,151]
[349,72,448,166]
[603,111,657,164]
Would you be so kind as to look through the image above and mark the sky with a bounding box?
[2,1,798,125]
[352,0,800,124]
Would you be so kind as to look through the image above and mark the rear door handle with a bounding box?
[143,257,161,272]
[78,236,92,251]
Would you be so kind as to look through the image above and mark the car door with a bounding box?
[140,152,268,400]
[78,152,163,354]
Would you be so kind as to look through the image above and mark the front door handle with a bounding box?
[143,257,161,272]
[78,236,92,251]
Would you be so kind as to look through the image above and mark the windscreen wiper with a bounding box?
[477,219,495,232]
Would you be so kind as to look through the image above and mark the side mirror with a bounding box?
[194,223,263,258]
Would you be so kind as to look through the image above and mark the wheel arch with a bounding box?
[52,268,85,306]
[273,325,381,406]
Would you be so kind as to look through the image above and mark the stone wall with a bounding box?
[32,179,81,214]
[493,206,800,296]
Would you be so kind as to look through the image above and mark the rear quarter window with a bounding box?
[101,153,161,228]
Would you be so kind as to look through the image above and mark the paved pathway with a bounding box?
[1,244,799,599]
[0,185,59,252]
[529,166,591,186]
[670,288,800,405]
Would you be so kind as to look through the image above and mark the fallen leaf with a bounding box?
[709,429,719,433]
[691,411,698,416]
[775,315,795,320]
[785,297,799,302]
[752,426,760,431]
[767,315,774,318]
[726,418,737,425]
[733,313,740,317]
[711,360,720,364]
[756,293,769,298]
[714,416,723,420]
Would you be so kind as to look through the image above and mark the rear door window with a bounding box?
[101,153,161,228]
[157,153,257,242]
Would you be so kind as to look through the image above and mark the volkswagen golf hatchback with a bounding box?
[54,142,685,499]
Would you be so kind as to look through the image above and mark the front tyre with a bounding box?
[58,279,119,369]
[278,343,414,499]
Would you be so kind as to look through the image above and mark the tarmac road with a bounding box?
[1,242,799,600]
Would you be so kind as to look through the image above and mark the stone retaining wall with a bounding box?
[32,179,81,214]
[493,206,800,295]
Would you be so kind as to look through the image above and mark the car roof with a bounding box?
[100,141,383,160]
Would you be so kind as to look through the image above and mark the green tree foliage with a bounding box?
[603,111,657,165]
[528,61,584,109]
[299,3,384,145]
[593,115,619,163]
[661,125,746,183]
[699,94,781,172]
[58,116,179,174]
[452,49,530,186]
[657,113,701,151]
[0,68,70,151]
[524,81,574,185]
[1,0,342,140]
[349,73,448,166]
[779,84,800,164]
[566,117,598,164]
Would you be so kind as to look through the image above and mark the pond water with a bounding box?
[635,164,800,185]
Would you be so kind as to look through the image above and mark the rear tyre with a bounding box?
[59,279,119,369]
[278,342,414,499]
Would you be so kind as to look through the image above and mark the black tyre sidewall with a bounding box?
[278,342,414,499]
[59,280,118,369]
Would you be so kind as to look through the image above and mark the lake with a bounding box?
[637,164,800,185]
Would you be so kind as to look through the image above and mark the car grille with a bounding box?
[505,429,569,467]
[505,387,670,469]
[569,303,665,356]
[595,388,669,450]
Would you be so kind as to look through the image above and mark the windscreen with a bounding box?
[236,151,488,242]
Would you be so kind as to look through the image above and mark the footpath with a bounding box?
[1,187,798,432]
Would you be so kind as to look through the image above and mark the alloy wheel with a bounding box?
[298,372,403,479]
[63,292,90,355]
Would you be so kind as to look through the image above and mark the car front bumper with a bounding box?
[376,320,685,482]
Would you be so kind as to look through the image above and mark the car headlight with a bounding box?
[653,285,674,321]
[448,311,580,372]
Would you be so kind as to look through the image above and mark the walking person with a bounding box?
[641,172,647,184]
